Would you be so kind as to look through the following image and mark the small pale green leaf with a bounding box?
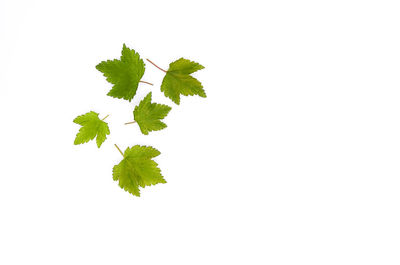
[112,145,166,197]
[96,44,145,101]
[161,58,205,105]
[133,92,172,135]
[73,111,110,148]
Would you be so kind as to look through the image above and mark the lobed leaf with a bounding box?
[96,44,145,101]
[112,145,166,197]
[161,58,206,105]
[133,92,172,135]
[73,111,110,148]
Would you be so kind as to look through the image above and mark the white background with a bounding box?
[1,0,400,264]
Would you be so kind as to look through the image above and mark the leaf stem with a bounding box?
[124,121,136,125]
[101,114,109,121]
[146,59,167,73]
[114,144,124,157]
[139,80,154,86]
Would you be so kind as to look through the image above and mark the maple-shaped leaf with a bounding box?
[96,44,145,101]
[160,58,206,105]
[73,111,110,148]
[113,145,166,197]
[133,92,172,135]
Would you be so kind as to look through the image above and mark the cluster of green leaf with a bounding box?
[73,44,205,197]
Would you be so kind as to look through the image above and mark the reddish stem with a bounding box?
[146,59,167,73]
[139,80,153,86]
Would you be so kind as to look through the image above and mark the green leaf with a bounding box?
[161,58,206,105]
[73,111,110,148]
[133,92,172,135]
[113,145,166,197]
[96,44,145,101]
